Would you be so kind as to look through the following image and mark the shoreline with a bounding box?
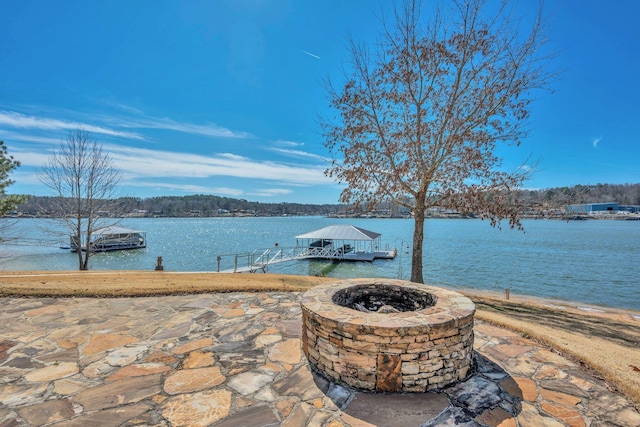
[1,270,638,315]
[452,286,640,321]
[1,270,638,408]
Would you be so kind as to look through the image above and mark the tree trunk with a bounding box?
[74,216,84,270]
[410,206,426,283]
[81,230,91,271]
[75,232,84,270]
[81,252,89,270]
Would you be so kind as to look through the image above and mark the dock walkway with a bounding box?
[217,248,297,273]
[217,246,396,273]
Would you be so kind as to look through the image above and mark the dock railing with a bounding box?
[215,243,396,272]
[216,247,300,273]
[296,246,343,259]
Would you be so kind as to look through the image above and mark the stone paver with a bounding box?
[0,292,639,426]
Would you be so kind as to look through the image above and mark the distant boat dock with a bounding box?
[68,226,146,252]
[216,225,397,273]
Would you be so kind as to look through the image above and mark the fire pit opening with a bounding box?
[332,284,436,313]
[301,279,476,393]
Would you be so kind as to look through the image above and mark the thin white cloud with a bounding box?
[9,149,51,167]
[15,143,333,186]
[128,182,295,199]
[7,170,40,185]
[299,49,320,59]
[208,187,244,196]
[114,148,328,184]
[1,107,252,141]
[127,181,244,196]
[3,106,337,198]
[248,188,293,197]
[116,104,145,115]
[95,99,145,115]
[593,137,602,148]
[114,116,253,139]
[218,153,247,161]
[272,140,332,162]
[275,140,303,148]
[271,147,331,163]
[0,130,61,145]
[0,111,144,140]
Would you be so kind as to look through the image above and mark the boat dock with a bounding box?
[70,226,146,253]
[216,225,397,273]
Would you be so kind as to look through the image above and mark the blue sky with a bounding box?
[1,0,638,204]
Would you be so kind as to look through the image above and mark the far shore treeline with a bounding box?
[8,183,640,218]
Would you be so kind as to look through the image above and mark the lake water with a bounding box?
[1,217,638,311]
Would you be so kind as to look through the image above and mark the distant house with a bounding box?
[566,202,640,214]
[620,205,640,213]
[567,203,618,213]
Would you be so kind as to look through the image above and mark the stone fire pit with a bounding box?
[301,279,475,392]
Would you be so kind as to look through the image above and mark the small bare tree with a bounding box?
[323,0,554,283]
[38,129,121,270]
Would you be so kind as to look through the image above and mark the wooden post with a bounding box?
[155,256,164,271]
[217,256,221,272]
[505,288,510,300]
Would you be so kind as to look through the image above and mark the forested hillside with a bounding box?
[11,183,640,218]
[517,183,640,207]
[14,194,346,217]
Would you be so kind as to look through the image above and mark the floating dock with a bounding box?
[69,226,146,252]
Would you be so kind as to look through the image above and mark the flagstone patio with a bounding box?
[0,292,638,426]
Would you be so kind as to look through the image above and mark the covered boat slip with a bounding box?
[295,225,396,261]
[216,224,396,273]
[70,226,146,252]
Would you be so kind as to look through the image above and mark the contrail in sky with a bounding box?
[300,49,320,59]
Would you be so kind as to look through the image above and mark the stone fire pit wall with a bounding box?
[301,279,475,393]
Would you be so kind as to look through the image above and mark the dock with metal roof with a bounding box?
[216,225,396,273]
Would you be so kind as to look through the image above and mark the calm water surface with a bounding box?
[1,217,638,310]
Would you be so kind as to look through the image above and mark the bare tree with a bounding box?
[38,129,121,270]
[323,0,554,283]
